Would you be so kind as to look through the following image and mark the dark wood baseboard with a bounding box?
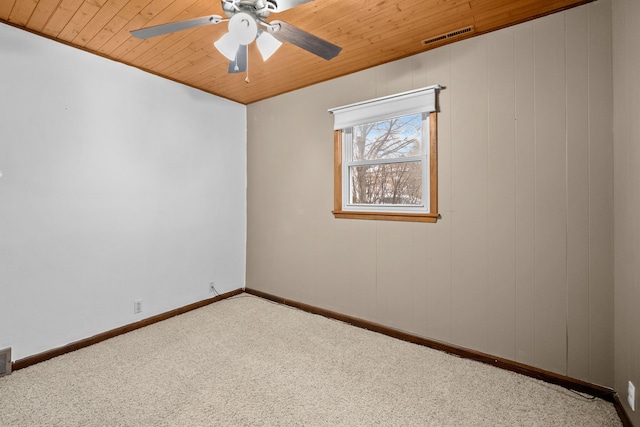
[11,286,633,426]
[614,394,635,427]
[245,288,623,408]
[12,288,243,372]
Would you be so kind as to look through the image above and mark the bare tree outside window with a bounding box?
[350,114,423,205]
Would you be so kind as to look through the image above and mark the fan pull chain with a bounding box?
[245,56,250,83]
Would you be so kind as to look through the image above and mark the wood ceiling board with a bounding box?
[8,0,38,26]
[97,13,149,54]
[470,0,595,31]
[133,26,204,66]
[151,35,221,75]
[83,14,129,50]
[95,0,168,52]
[1,0,595,104]
[326,0,470,31]
[138,31,208,68]
[57,1,102,41]
[40,0,85,37]
[343,10,475,50]
[105,0,178,55]
[27,0,64,32]
[72,0,130,46]
[0,1,17,20]
[153,45,202,73]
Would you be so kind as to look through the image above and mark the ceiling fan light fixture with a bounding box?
[256,31,282,61]
[214,32,240,60]
[228,12,258,45]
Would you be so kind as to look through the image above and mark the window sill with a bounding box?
[332,210,439,223]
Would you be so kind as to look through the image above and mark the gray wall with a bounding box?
[0,23,247,360]
[613,0,640,423]
[247,1,614,387]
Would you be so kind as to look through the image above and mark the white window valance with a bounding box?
[328,85,442,131]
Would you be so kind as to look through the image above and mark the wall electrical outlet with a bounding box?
[133,299,143,314]
[629,381,636,411]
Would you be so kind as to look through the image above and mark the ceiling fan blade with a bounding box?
[130,15,223,39]
[269,20,341,60]
[228,45,248,73]
[269,0,314,12]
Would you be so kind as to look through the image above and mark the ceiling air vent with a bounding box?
[0,348,11,377]
[422,26,475,46]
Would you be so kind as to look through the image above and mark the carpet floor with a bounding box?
[0,294,622,426]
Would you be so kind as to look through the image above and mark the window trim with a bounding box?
[333,111,439,223]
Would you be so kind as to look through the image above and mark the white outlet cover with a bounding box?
[629,381,636,411]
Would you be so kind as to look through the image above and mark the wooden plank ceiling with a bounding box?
[1,0,593,104]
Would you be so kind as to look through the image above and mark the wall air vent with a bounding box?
[0,348,11,377]
[422,26,475,46]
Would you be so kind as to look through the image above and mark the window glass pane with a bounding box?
[352,114,422,161]
[350,162,422,205]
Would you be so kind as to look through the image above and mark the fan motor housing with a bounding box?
[223,0,273,19]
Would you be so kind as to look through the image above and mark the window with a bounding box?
[329,86,441,223]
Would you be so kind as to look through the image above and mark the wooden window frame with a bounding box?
[333,111,439,223]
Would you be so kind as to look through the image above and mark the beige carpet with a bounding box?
[0,295,622,426]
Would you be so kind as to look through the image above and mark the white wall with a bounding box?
[247,1,614,387]
[0,23,246,360]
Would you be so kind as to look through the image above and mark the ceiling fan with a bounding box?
[130,0,342,76]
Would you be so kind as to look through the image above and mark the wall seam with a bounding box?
[448,45,454,343]
[586,2,593,384]
[563,10,571,379]
[513,27,519,361]
[532,17,538,370]
[486,36,490,354]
